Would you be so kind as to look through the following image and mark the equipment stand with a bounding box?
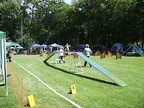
[70,53,83,73]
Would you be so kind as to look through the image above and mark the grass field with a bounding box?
[0,53,144,108]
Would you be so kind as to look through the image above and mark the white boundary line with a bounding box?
[13,60,82,108]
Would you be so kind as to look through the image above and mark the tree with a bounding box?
[0,0,21,42]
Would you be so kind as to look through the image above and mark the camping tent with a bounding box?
[123,44,143,56]
[110,43,123,54]
[76,44,85,51]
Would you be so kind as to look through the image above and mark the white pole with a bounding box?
[2,39,8,96]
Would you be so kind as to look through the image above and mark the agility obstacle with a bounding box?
[44,51,56,62]
[44,51,127,87]
[94,50,100,56]
[123,44,144,57]
[100,51,106,59]
[116,51,122,59]
[132,44,144,57]
[77,53,127,87]
[0,31,8,95]
[70,53,83,73]
[108,50,112,57]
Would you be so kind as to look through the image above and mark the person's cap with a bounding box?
[85,44,89,47]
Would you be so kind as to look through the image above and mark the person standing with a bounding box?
[83,44,92,67]
[59,47,65,63]
[65,43,70,51]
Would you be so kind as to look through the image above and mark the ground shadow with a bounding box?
[44,61,117,86]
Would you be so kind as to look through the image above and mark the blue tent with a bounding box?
[48,43,60,47]
[76,44,85,51]
[110,43,123,54]
[48,43,63,51]
[30,44,41,48]
[41,44,47,48]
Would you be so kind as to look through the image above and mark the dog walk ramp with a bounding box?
[77,52,127,87]
[44,52,56,62]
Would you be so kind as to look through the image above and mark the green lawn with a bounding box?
[0,53,144,108]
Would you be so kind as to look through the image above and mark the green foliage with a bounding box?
[0,0,21,41]
[0,0,144,48]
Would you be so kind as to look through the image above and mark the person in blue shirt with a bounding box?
[83,44,92,67]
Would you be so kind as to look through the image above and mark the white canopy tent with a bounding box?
[6,42,23,49]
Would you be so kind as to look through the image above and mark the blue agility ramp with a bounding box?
[77,52,127,87]
[132,44,144,57]
[44,51,127,87]
[123,44,144,57]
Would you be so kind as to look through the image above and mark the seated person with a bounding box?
[6,51,12,62]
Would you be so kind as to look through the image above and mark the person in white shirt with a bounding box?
[65,43,70,51]
[83,44,92,67]
[59,47,65,63]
